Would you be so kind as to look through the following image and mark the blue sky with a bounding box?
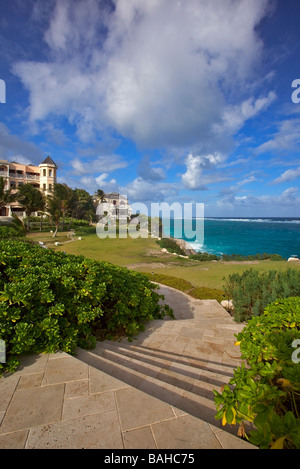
[1,0,300,217]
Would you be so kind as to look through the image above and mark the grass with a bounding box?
[26,227,300,293]
[26,231,72,245]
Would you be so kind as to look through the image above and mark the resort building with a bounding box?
[94,192,133,220]
[0,156,57,217]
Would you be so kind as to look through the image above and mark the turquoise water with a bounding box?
[165,218,300,259]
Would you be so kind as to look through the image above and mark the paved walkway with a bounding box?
[0,285,256,449]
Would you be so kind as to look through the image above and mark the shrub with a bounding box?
[213,297,300,449]
[156,238,186,256]
[221,253,285,261]
[142,272,193,292]
[189,287,226,303]
[0,216,26,239]
[0,226,23,239]
[0,239,174,375]
[189,252,219,261]
[223,268,300,322]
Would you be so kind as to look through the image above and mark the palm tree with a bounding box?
[0,176,17,215]
[46,183,74,237]
[73,188,95,222]
[94,189,105,201]
[46,193,62,237]
[17,184,46,231]
[56,184,74,229]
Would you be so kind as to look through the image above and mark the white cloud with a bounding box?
[13,0,274,154]
[214,187,300,216]
[272,167,300,184]
[95,173,118,192]
[137,156,165,181]
[0,122,43,164]
[256,118,300,154]
[238,176,258,186]
[71,154,128,176]
[216,91,276,135]
[121,177,179,203]
[181,152,227,190]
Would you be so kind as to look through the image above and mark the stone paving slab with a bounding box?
[0,285,256,449]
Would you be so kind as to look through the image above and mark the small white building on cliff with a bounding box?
[94,192,133,220]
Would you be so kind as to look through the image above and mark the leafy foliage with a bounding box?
[142,272,226,303]
[189,251,285,262]
[189,286,226,303]
[223,268,300,322]
[16,183,46,231]
[156,238,186,255]
[221,252,285,261]
[0,176,17,211]
[0,215,26,239]
[189,252,219,261]
[142,272,194,292]
[213,297,300,449]
[0,239,174,375]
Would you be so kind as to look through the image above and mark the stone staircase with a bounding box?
[0,284,256,449]
[77,339,238,430]
[76,284,247,436]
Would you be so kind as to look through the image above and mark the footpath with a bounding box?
[0,285,255,449]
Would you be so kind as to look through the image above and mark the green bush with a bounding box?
[0,239,174,375]
[188,252,285,262]
[213,297,300,449]
[156,238,186,255]
[143,273,226,303]
[189,287,226,303]
[142,272,193,292]
[223,268,300,322]
[0,225,23,239]
[189,252,219,261]
[0,216,26,239]
[221,253,285,261]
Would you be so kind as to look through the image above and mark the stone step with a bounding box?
[76,338,236,432]
[73,287,253,446]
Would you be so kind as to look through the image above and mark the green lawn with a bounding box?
[27,227,300,291]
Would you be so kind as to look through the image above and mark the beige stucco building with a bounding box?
[0,156,57,217]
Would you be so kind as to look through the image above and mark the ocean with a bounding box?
[165,217,300,260]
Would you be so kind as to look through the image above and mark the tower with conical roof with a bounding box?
[39,156,57,195]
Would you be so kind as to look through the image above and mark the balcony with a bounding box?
[9,172,25,179]
[8,172,40,181]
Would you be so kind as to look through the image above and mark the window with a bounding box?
[49,169,52,177]
[43,169,46,177]
[43,183,46,190]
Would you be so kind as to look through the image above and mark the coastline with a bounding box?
[166,217,300,260]
[169,237,197,256]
